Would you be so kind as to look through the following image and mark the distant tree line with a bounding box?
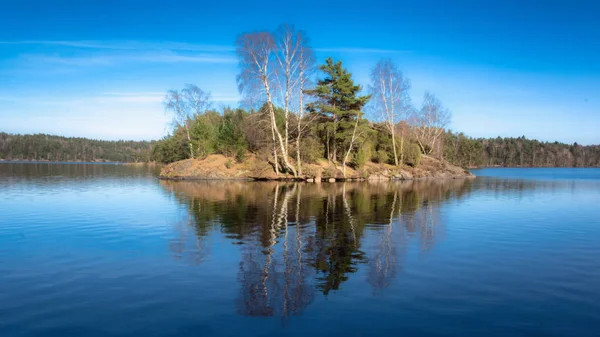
[443,132,600,168]
[0,133,154,162]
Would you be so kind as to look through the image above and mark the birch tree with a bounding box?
[182,84,211,117]
[273,24,315,176]
[342,113,362,178]
[236,32,297,176]
[164,89,194,159]
[369,59,411,166]
[293,34,315,176]
[413,91,451,155]
[164,85,212,160]
[183,84,212,157]
[274,24,300,154]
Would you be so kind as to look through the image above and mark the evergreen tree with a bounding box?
[306,58,371,163]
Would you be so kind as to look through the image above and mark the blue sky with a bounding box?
[1,0,599,144]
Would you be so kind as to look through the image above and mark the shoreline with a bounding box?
[158,175,476,182]
[2,160,594,170]
[158,154,475,182]
[0,160,159,165]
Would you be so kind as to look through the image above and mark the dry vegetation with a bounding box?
[159,153,472,181]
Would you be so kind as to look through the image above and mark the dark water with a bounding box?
[1,163,600,337]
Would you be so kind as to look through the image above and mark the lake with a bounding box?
[1,163,600,337]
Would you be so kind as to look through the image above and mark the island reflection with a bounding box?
[160,179,474,317]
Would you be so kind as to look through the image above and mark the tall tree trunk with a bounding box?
[390,126,398,166]
[342,116,360,179]
[265,81,297,177]
[333,114,338,163]
[417,137,427,155]
[272,125,279,176]
[185,123,194,159]
[284,82,289,155]
[399,132,404,165]
[296,87,304,177]
[296,134,302,177]
[326,130,331,164]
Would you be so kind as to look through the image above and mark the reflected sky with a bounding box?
[1,164,599,336]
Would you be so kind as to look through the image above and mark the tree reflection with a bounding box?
[160,178,475,316]
[367,189,399,291]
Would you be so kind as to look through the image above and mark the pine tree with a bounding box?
[306,58,371,163]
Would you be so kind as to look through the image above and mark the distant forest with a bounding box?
[443,133,600,168]
[0,133,154,162]
[1,131,598,167]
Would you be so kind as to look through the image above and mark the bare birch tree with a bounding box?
[274,24,300,154]
[342,113,367,178]
[413,91,451,155]
[294,44,315,176]
[182,84,212,116]
[369,59,412,166]
[236,32,297,176]
[164,85,212,160]
[273,24,315,177]
[164,89,194,159]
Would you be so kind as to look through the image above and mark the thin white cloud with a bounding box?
[103,92,239,103]
[2,40,237,72]
[18,51,236,67]
[0,40,235,52]
[103,91,164,96]
[91,93,165,104]
[134,52,236,63]
[4,93,166,106]
[3,40,406,56]
[315,47,409,54]
[22,54,114,66]
[5,91,241,106]
[212,94,239,102]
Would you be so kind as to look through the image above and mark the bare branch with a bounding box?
[412,91,451,155]
[369,59,412,166]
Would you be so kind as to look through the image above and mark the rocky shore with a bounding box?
[159,154,474,181]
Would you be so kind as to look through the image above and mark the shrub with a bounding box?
[324,165,336,178]
[353,146,368,169]
[375,150,389,164]
[235,148,246,163]
[403,143,422,167]
[191,112,219,158]
[217,108,248,157]
[300,137,324,164]
[225,159,233,169]
[150,131,189,163]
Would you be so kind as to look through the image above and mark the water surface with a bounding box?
[1,164,599,336]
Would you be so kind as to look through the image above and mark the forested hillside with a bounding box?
[0,133,154,162]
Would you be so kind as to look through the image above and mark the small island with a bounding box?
[159,153,473,181]
[151,27,478,182]
[147,25,598,181]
